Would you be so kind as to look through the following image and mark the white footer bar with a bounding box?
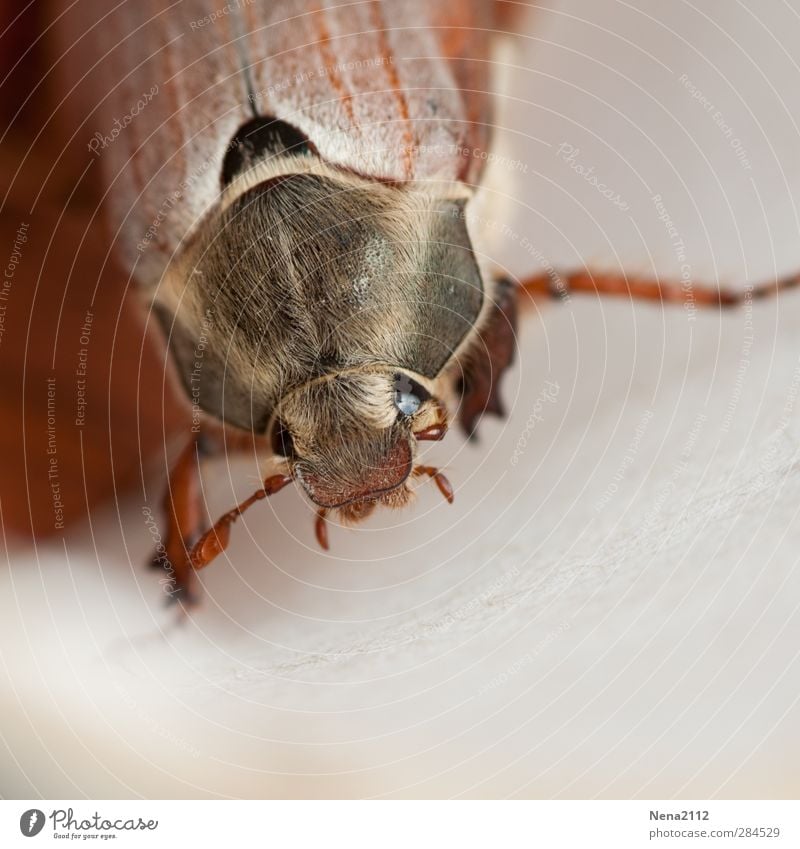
[1,800,797,848]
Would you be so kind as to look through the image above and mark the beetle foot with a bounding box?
[148,437,206,607]
[149,541,201,607]
[165,574,202,609]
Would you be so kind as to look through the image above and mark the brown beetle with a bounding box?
[60,0,797,603]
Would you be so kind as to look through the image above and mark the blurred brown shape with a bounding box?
[0,2,188,539]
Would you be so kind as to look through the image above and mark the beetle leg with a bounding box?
[315,508,330,551]
[457,276,518,438]
[519,269,800,306]
[189,474,293,571]
[153,435,209,606]
[414,466,455,504]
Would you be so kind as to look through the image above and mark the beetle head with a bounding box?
[270,368,447,518]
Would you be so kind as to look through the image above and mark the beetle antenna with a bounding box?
[189,474,292,570]
[414,465,455,504]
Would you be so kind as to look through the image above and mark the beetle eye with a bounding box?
[270,419,295,459]
[393,373,430,417]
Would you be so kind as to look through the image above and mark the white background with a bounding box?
[1,0,800,799]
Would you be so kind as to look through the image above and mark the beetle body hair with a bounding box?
[156,155,486,437]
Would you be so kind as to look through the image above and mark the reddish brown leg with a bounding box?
[456,265,795,441]
[189,474,292,570]
[415,466,455,504]
[153,436,206,605]
[458,276,518,438]
[315,509,330,551]
[520,269,800,306]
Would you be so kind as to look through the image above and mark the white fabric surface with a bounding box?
[2,0,799,798]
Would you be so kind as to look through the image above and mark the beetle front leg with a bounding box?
[519,268,800,306]
[457,276,518,438]
[151,435,209,606]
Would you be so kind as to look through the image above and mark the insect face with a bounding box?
[270,368,448,518]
